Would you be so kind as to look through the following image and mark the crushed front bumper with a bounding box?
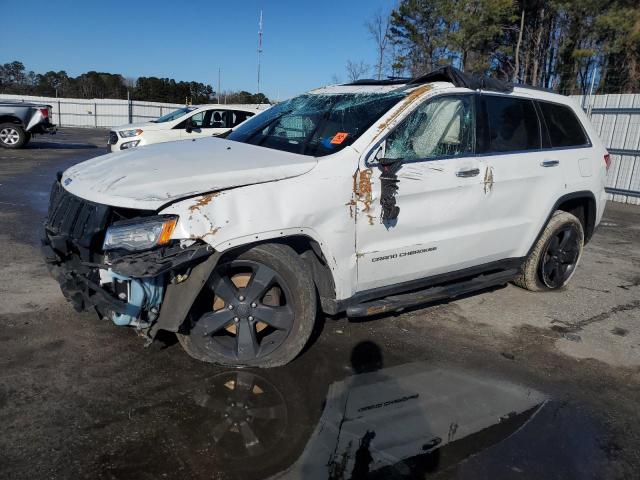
[42,237,214,330]
[41,180,216,335]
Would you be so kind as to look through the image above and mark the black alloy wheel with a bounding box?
[178,243,317,367]
[192,260,295,362]
[539,225,581,288]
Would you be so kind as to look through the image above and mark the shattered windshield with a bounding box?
[152,107,195,123]
[226,92,406,156]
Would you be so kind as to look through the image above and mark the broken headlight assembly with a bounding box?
[103,215,178,252]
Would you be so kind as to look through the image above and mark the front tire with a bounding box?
[178,243,317,368]
[0,123,28,149]
[513,210,584,291]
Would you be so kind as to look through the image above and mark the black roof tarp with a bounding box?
[409,66,513,93]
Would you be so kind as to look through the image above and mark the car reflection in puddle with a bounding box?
[272,346,546,479]
[99,342,610,479]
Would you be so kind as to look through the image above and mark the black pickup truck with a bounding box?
[0,101,56,148]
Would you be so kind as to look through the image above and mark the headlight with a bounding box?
[119,128,143,138]
[120,140,140,150]
[103,216,178,252]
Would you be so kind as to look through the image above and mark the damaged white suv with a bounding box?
[42,67,608,368]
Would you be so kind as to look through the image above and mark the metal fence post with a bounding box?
[94,102,98,128]
[58,100,62,127]
[127,90,133,124]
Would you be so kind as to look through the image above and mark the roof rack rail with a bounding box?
[512,83,555,93]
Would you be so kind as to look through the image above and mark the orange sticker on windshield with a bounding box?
[331,132,349,144]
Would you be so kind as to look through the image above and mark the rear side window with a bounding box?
[483,96,540,153]
[538,101,589,148]
[230,110,254,127]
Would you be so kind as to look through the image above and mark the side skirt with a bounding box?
[322,258,524,316]
[346,268,519,317]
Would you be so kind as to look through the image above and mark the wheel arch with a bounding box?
[528,190,597,257]
[216,234,337,311]
[0,115,23,126]
[555,191,597,244]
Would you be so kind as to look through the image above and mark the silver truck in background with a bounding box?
[0,101,56,148]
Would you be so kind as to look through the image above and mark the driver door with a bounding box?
[180,111,209,139]
[355,93,494,292]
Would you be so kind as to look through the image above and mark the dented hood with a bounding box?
[62,137,317,210]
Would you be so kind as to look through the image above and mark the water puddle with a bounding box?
[91,347,610,479]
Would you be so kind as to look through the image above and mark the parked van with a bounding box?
[43,67,608,368]
[107,104,266,151]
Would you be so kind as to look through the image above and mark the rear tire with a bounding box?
[513,210,584,291]
[0,123,28,149]
[178,243,317,368]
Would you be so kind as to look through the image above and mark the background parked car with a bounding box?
[0,101,56,148]
[107,104,268,151]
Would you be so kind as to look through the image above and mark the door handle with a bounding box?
[456,168,480,177]
[541,160,560,167]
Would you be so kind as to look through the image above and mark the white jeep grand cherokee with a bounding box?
[42,67,609,368]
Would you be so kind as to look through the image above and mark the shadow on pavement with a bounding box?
[25,140,100,150]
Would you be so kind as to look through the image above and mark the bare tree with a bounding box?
[330,73,341,84]
[346,60,369,82]
[513,8,525,83]
[366,9,392,80]
[124,77,137,89]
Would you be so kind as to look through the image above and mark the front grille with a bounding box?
[108,131,118,145]
[46,181,111,248]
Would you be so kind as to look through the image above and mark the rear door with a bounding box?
[477,94,565,258]
[355,93,493,292]
[536,100,594,192]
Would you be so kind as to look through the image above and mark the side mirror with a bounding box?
[185,118,194,134]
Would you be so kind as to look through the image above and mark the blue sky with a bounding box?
[1,0,396,100]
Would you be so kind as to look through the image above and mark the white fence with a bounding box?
[0,93,187,128]
[573,94,640,205]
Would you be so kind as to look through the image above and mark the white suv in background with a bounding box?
[107,104,266,151]
[43,66,608,368]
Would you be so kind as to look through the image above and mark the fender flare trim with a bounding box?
[526,190,597,257]
[149,252,220,338]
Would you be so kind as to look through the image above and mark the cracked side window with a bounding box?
[385,95,475,161]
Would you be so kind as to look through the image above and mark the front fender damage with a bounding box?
[103,244,221,340]
[148,251,220,338]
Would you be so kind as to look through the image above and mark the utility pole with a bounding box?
[218,67,221,104]
[257,10,263,98]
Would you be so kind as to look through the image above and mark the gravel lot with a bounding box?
[0,128,639,479]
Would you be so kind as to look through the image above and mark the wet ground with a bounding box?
[1,128,639,479]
